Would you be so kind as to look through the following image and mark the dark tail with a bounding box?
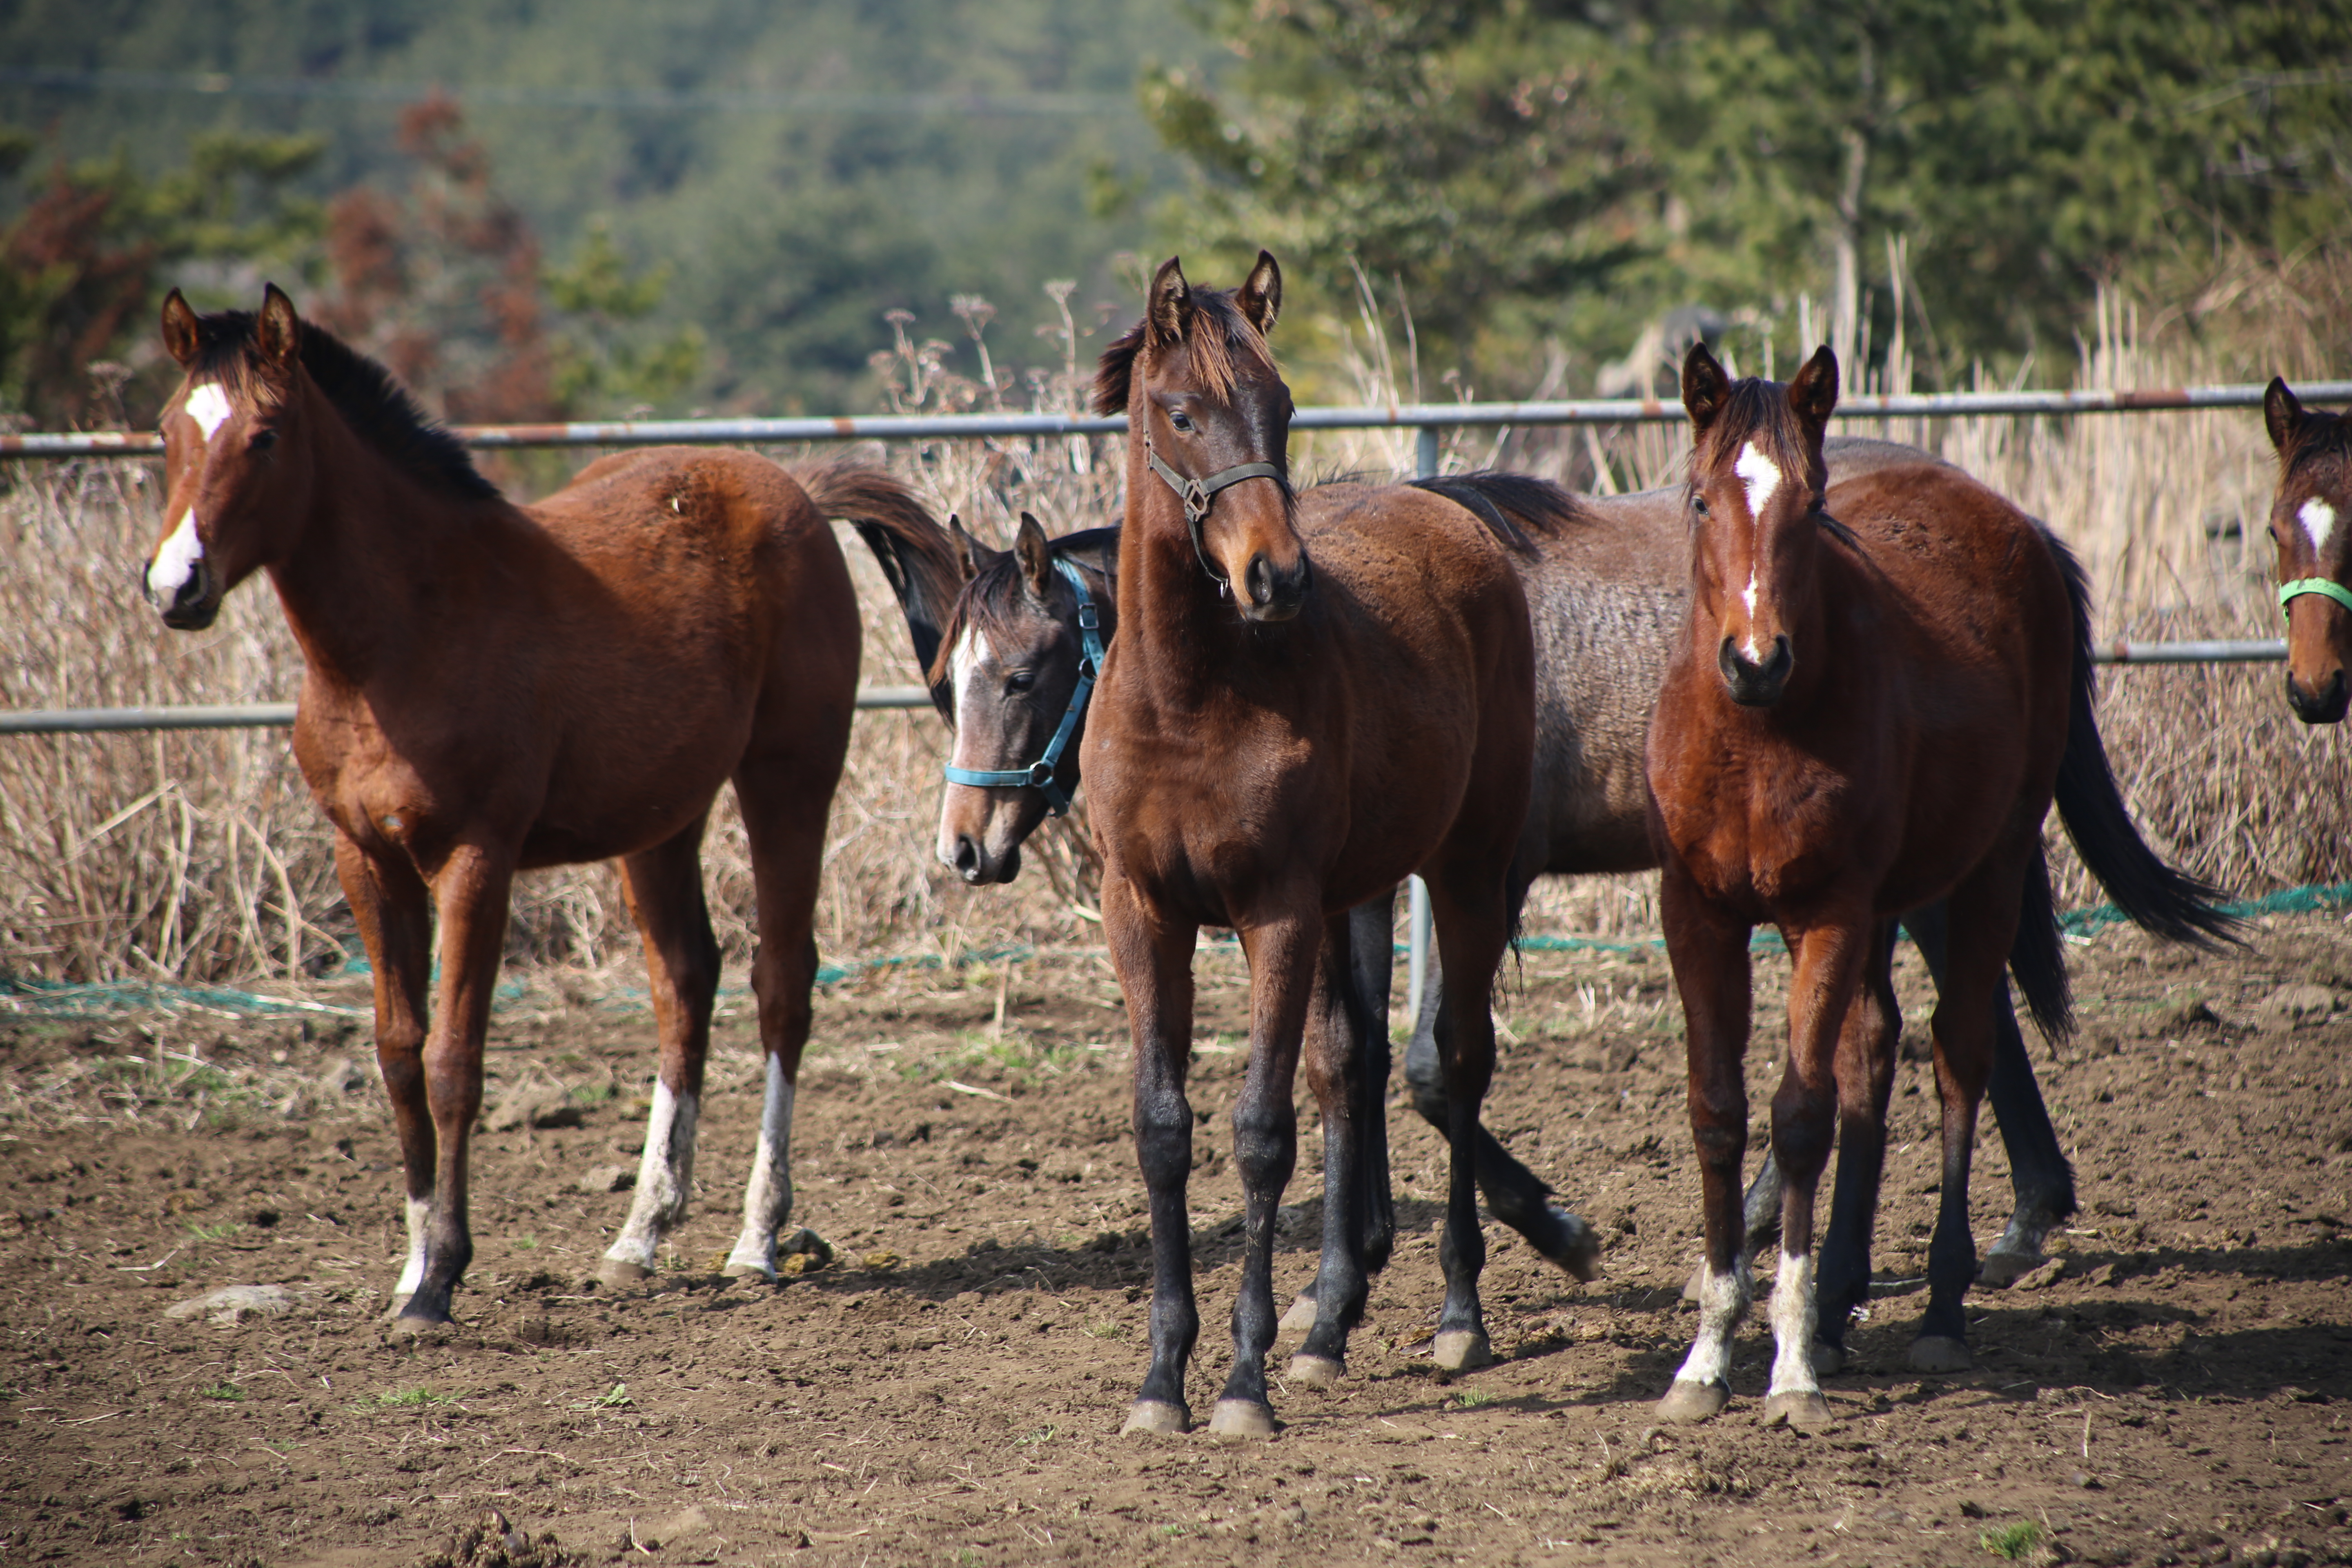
[1408,470,1588,553]
[794,459,964,722]
[2044,530,2242,951]
[2008,840,2071,1040]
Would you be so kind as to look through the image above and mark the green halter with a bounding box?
[2279,578,2352,619]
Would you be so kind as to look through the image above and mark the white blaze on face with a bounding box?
[1732,441,1783,662]
[946,625,994,771]
[183,382,234,443]
[147,511,205,601]
[2301,497,2339,558]
[724,1054,798,1279]
[603,1080,701,1273]
[394,1194,432,1298]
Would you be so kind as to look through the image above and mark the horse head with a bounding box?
[147,284,318,630]
[1095,252,1305,621]
[2264,379,2352,725]
[934,513,1115,884]
[1679,342,1838,708]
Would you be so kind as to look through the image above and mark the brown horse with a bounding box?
[1647,344,2231,1426]
[143,285,964,1327]
[2264,380,2352,723]
[1084,254,1537,1436]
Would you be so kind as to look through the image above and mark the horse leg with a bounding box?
[1909,869,2013,1374]
[1105,873,1203,1436]
[394,843,516,1327]
[600,818,722,1285]
[1686,1131,1786,1305]
[334,833,434,1312]
[1760,917,1872,1429]
[1290,913,1377,1387]
[1285,895,1396,1336]
[1657,863,1754,1423]
[1811,922,1901,1375]
[1900,900,2078,1285]
[1205,911,1318,1437]
[719,762,834,1282]
[1404,917,1601,1282]
[1422,867,1515,1374]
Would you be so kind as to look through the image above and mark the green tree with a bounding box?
[0,129,322,424]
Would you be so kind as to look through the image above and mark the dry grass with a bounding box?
[2,281,2345,987]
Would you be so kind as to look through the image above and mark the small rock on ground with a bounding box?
[164,1284,310,1325]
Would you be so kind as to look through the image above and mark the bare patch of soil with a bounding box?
[3,916,2349,1566]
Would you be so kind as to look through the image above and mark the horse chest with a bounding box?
[1657,739,1869,909]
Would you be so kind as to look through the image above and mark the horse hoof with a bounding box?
[1761,1390,1835,1429]
[1432,1330,1492,1372]
[1907,1335,1972,1374]
[1287,1353,1344,1388]
[1120,1400,1191,1436]
[1811,1339,1847,1376]
[386,1310,453,1338]
[1537,1211,1605,1283]
[1655,1378,1730,1424]
[597,1257,655,1287]
[1278,1292,1319,1335]
[721,1261,777,1284]
[1207,1399,1276,1438]
[1977,1249,2046,1289]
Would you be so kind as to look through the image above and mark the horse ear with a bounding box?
[948,515,1000,582]
[256,283,302,377]
[1788,345,1840,429]
[2265,377,2306,455]
[1236,250,1281,336]
[1147,256,1192,345]
[1681,342,1732,434]
[1015,512,1054,600]
[160,290,201,368]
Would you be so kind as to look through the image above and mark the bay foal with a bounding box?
[1648,345,2230,1425]
[144,286,962,1326]
[2265,380,2352,724]
[1085,254,1536,1435]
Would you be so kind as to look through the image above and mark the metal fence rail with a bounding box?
[4,379,2347,459]
[0,687,934,735]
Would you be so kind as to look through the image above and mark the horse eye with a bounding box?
[1007,671,1036,694]
[250,428,279,452]
[1691,494,1710,517]
[1170,412,1194,432]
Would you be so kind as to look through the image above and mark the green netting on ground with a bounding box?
[6,884,2346,1023]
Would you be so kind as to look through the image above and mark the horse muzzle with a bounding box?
[2285,666,2349,725]
[1718,634,1793,708]
[1241,550,1310,623]
[944,830,1022,886]
[153,558,221,631]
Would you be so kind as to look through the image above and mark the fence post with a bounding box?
[1405,423,1441,1027]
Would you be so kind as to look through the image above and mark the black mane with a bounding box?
[189,309,500,501]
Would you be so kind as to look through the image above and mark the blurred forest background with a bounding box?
[2,0,2345,434]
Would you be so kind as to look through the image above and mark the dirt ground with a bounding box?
[3,911,2350,1568]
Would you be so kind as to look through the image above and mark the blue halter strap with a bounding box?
[940,555,1107,817]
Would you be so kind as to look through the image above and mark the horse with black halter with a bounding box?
[1084,253,1537,1435]
[1647,345,2231,1425]
[143,285,963,1327]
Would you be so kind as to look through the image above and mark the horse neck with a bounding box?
[267,379,507,688]
[1112,442,1242,706]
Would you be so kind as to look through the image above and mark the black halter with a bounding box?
[1146,439,1285,596]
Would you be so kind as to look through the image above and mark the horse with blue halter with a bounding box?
[142,285,964,1327]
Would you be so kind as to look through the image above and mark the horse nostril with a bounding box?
[952,835,983,880]
[1246,553,1274,607]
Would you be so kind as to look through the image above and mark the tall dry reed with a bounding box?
[0,279,2342,985]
